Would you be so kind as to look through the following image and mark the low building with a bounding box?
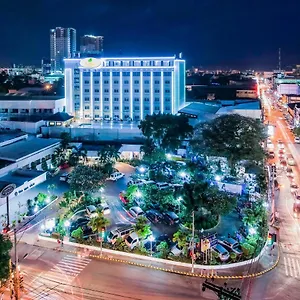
[277,83,300,96]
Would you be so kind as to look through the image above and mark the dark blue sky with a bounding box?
[1,0,299,69]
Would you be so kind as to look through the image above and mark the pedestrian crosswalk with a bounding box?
[283,255,300,279]
[22,254,91,299]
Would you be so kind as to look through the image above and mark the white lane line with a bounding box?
[288,257,294,277]
[63,255,91,263]
[284,256,289,276]
[292,258,298,278]
[296,259,300,277]
[56,261,86,270]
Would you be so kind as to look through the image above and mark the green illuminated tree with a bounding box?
[0,234,13,282]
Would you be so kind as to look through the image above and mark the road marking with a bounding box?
[284,256,289,276]
[287,257,294,277]
[292,258,297,278]
[296,259,300,277]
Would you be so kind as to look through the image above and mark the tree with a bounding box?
[97,145,120,164]
[69,147,88,166]
[41,158,48,171]
[47,184,57,196]
[0,234,13,282]
[125,185,138,201]
[192,114,266,172]
[37,193,47,207]
[172,230,191,255]
[133,216,151,240]
[53,147,67,167]
[71,227,84,241]
[69,165,105,193]
[138,113,193,152]
[31,161,37,170]
[88,210,110,237]
[156,241,170,259]
[60,132,71,149]
[294,127,300,137]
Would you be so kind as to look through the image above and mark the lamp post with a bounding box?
[0,183,16,231]
[149,235,155,256]
[64,220,70,239]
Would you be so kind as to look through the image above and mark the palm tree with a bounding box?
[69,147,88,166]
[53,147,66,167]
[88,209,110,240]
[97,145,120,165]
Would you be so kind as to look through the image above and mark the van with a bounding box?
[107,225,134,244]
[125,232,139,249]
[59,172,70,182]
[107,171,125,181]
[212,244,230,261]
[286,154,296,166]
[156,182,170,190]
[86,205,97,217]
[162,211,180,225]
[218,238,243,255]
[127,178,144,186]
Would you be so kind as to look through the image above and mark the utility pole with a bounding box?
[191,210,195,273]
[202,280,242,300]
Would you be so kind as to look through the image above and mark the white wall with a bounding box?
[277,84,300,95]
[0,121,45,134]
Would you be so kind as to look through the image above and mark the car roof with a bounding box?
[131,206,143,212]
[86,205,96,210]
[224,237,238,245]
[215,244,228,253]
[128,232,139,239]
[166,211,178,218]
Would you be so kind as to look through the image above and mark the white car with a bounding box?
[129,206,144,218]
[59,172,70,182]
[107,171,125,181]
[295,136,300,144]
[100,201,110,215]
[170,244,182,256]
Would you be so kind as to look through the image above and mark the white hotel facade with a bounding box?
[64,56,186,121]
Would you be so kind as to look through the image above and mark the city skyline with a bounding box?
[1,0,299,69]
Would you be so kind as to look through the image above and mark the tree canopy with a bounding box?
[88,210,110,234]
[97,145,120,164]
[192,114,266,170]
[133,216,152,239]
[69,165,105,193]
[0,234,13,282]
[139,113,193,152]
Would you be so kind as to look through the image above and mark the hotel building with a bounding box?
[64,56,186,121]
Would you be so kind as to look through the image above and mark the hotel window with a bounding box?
[144,106,149,111]
[155,106,160,110]
[74,69,80,74]
[134,80,139,84]
[84,89,89,93]
[124,106,129,111]
[155,97,160,102]
[94,80,99,84]
[104,106,109,110]
[103,72,110,76]
[95,89,99,93]
[134,89,139,93]
[123,72,130,77]
[154,80,160,84]
[134,115,140,120]
[94,97,100,101]
[114,89,119,93]
[134,61,141,66]
[144,98,149,102]
[144,72,150,76]
[153,72,160,76]
[113,72,120,76]
[95,106,100,110]
[85,115,90,118]
[134,106,140,110]
[165,89,170,93]
[143,61,150,66]
[83,72,90,76]
[133,72,140,76]
[114,80,119,84]
[109,61,114,67]
[104,80,109,84]
[165,106,170,110]
[75,95,80,99]
[74,78,80,83]
[134,98,139,102]
[165,80,170,84]
[123,61,129,67]
[104,97,109,101]
[155,89,160,93]
[84,81,89,84]
[165,98,170,102]
[114,106,119,110]
[114,61,121,66]
[154,61,162,66]
[164,72,172,76]
[124,80,129,85]
[163,61,170,66]
[144,80,149,84]
[84,97,90,101]
[104,89,109,93]
[94,72,100,77]
[95,114,100,118]
[104,114,109,118]
[114,97,119,101]
[124,98,129,102]
[144,89,149,93]
[85,106,89,109]
[74,85,79,90]
[124,89,129,93]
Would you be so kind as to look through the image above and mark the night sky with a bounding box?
[1,0,299,69]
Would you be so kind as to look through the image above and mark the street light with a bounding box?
[139,166,146,173]
[135,190,142,198]
[249,227,257,235]
[33,206,38,213]
[215,175,221,181]
[149,235,155,256]
[166,153,172,160]
[179,171,186,178]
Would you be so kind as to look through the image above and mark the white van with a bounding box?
[125,232,139,249]
[107,225,134,244]
[107,171,125,181]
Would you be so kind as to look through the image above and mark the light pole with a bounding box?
[149,235,155,256]
[64,220,70,239]
[0,183,16,231]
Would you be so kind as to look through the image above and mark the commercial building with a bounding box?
[50,27,76,72]
[277,83,300,96]
[64,55,186,121]
[41,58,51,75]
[80,35,104,57]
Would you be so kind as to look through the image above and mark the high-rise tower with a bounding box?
[80,35,104,57]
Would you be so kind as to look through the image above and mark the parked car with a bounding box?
[127,178,144,186]
[295,136,300,144]
[170,244,182,256]
[59,172,70,182]
[156,234,172,246]
[277,140,284,149]
[286,154,296,166]
[286,167,294,178]
[268,151,275,159]
[125,232,139,249]
[280,159,287,168]
[162,211,180,225]
[86,205,97,217]
[145,209,163,224]
[107,171,125,181]
[212,244,230,261]
[99,201,110,215]
[129,206,144,218]
[119,191,129,204]
[107,225,134,244]
[218,238,243,255]
[69,217,90,233]
[290,182,298,193]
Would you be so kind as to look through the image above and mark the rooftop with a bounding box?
[0,131,27,144]
[0,93,63,101]
[0,137,61,162]
[44,112,73,122]
[179,102,221,117]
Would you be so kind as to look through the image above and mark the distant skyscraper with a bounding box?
[50,27,76,72]
[41,58,51,75]
[80,35,104,57]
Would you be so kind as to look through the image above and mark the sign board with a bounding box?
[80,57,102,69]
[200,239,211,252]
[200,233,217,248]
[0,183,16,198]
